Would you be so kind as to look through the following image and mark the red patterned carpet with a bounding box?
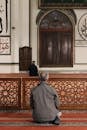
[0,110,87,130]
[0,126,87,130]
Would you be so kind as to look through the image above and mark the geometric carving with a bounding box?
[1,74,87,110]
[49,79,87,106]
[78,13,87,40]
[22,78,39,109]
[0,78,21,110]
[22,78,87,110]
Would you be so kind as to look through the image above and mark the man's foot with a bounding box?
[52,116,60,125]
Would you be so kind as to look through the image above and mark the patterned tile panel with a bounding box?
[0,78,21,110]
[22,78,87,110]
[0,76,87,110]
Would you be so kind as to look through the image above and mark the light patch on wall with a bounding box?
[75,47,87,64]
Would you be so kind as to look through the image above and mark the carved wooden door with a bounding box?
[39,10,73,67]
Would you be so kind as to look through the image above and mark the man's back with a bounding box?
[30,81,59,122]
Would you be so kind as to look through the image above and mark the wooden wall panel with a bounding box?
[0,73,87,110]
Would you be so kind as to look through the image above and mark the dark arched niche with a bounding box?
[36,9,77,67]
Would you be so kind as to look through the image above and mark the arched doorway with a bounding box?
[37,10,76,67]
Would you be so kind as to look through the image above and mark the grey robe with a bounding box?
[30,81,60,122]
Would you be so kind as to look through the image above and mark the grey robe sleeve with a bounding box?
[52,87,60,109]
[54,92,60,109]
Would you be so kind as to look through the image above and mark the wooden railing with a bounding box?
[0,73,87,110]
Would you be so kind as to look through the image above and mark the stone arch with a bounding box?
[36,9,77,26]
